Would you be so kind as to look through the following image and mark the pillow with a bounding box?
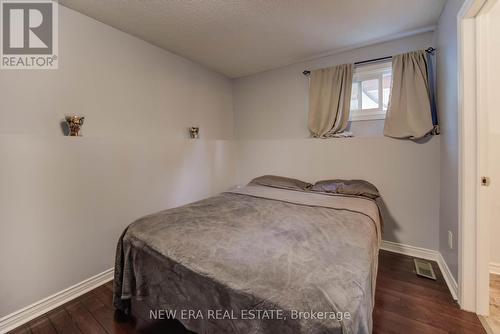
[311,179,380,199]
[249,175,312,191]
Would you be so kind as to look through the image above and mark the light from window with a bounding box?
[350,61,392,121]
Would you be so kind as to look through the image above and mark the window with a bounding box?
[350,61,392,121]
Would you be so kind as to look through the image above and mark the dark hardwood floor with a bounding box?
[9,250,486,334]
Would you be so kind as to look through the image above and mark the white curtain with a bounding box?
[384,50,434,139]
[308,64,353,138]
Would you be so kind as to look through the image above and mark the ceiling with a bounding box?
[60,0,447,78]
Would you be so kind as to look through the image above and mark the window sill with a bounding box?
[349,114,386,122]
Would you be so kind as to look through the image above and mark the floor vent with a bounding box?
[414,258,437,280]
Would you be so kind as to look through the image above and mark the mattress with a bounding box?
[113,185,381,334]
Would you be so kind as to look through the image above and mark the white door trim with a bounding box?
[458,0,495,315]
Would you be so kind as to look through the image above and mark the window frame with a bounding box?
[350,61,392,122]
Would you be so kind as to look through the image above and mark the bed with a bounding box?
[113,182,381,334]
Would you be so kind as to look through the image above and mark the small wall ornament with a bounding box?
[65,116,85,136]
[189,127,200,139]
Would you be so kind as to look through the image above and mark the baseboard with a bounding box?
[0,268,114,334]
[436,252,459,300]
[381,240,439,261]
[490,262,500,275]
[381,240,458,301]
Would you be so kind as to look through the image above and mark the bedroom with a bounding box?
[0,0,498,333]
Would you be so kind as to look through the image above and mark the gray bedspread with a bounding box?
[114,185,381,334]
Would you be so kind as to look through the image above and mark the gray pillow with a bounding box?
[249,175,312,191]
[311,179,380,199]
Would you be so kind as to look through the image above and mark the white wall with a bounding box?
[0,5,237,318]
[233,32,442,250]
[435,0,465,281]
[236,137,440,249]
[233,32,434,139]
[490,133,500,266]
[0,8,234,139]
[488,1,500,266]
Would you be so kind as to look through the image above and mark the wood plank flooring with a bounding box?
[8,251,486,334]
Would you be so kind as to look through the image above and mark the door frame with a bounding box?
[458,0,495,315]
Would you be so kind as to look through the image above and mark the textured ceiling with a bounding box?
[60,0,446,78]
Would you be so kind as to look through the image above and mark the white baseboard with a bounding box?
[381,240,458,301]
[490,262,500,275]
[436,252,459,301]
[0,268,114,334]
[381,240,439,261]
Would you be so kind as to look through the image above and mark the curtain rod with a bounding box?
[302,47,436,76]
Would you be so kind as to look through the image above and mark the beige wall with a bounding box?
[435,0,465,281]
[488,1,500,266]
[233,32,441,250]
[0,5,237,317]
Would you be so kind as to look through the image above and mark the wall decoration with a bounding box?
[65,116,85,136]
[189,127,200,139]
